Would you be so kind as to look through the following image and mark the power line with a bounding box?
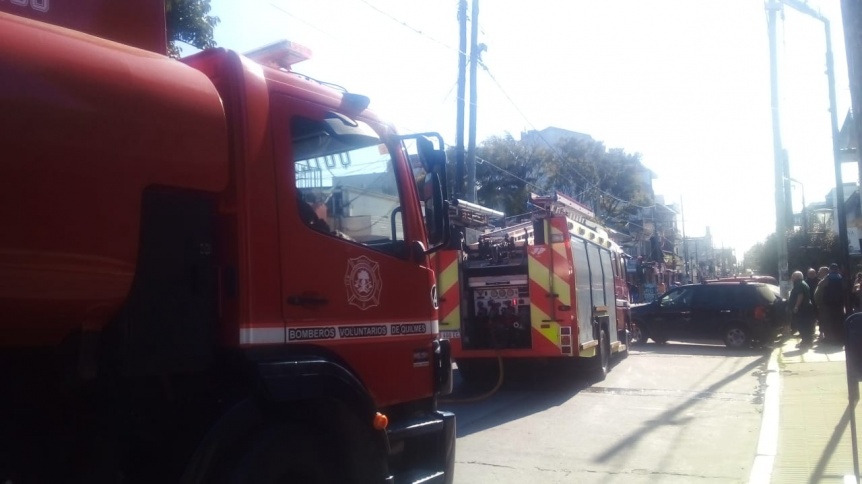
[478,62,655,211]
[474,154,546,195]
[355,0,467,56]
[269,2,346,44]
[274,1,661,218]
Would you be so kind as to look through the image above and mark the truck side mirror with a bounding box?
[397,132,450,253]
[422,172,449,248]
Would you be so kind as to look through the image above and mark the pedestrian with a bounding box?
[853,272,862,311]
[804,268,820,305]
[820,263,845,345]
[789,270,815,349]
[803,267,820,338]
[813,266,830,341]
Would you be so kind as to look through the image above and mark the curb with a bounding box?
[749,345,781,484]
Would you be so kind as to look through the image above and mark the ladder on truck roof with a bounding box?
[449,199,504,230]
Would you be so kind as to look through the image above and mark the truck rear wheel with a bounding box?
[590,328,610,382]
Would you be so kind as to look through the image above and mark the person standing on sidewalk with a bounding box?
[800,267,820,335]
[852,272,862,310]
[821,263,845,345]
[805,268,820,304]
[790,270,815,349]
[814,266,830,341]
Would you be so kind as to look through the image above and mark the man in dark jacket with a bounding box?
[805,268,820,305]
[821,263,845,344]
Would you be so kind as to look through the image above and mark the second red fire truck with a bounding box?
[435,193,632,382]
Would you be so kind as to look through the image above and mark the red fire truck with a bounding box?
[439,193,631,382]
[0,2,455,482]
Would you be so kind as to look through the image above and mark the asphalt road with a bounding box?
[441,342,771,484]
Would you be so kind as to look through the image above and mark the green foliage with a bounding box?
[744,228,841,277]
[447,133,653,226]
[165,0,220,57]
[536,137,652,226]
[473,134,545,217]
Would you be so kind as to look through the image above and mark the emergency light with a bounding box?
[245,40,312,70]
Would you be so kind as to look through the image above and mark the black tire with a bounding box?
[589,328,610,381]
[723,324,750,349]
[617,329,629,359]
[650,335,669,345]
[629,321,646,346]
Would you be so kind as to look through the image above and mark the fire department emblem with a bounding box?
[344,256,382,310]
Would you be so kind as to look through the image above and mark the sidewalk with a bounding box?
[766,336,859,483]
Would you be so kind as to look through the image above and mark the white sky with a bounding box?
[203,0,855,259]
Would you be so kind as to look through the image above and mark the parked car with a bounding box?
[630,281,785,349]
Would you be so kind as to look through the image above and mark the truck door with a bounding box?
[271,95,437,403]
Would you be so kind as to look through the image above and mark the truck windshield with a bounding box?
[292,115,406,255]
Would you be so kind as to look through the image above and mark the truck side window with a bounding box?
[297,190,331,234]
[291,115,406,256]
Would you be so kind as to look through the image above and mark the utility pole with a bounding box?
[840,0,862,478]
[789,177,808,238]
[694,239,700,281]
[783,150,794,229]
[783,2,857,478]
[779,0,849,274]
[843,0,862,219]
[824,15,850,276]
[766,0,790,297]
[681,197,689,284]
[465,0,480,203]
[454,0,467,200]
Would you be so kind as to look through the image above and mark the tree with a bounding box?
[540,137,652,227]
[453,133,652,230]
[539,136,603,201]
[166,0,220,57]
[744,228,841,278]
[446,134,548,217]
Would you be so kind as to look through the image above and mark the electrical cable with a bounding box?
[274,0,661,225]
[479,63,657,212]
[355,0,465,56]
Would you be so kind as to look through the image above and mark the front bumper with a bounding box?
[386,410,456,484]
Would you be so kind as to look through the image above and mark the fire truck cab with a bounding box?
[0,3,454,483]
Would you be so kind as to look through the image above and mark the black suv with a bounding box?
[630,282,785,349]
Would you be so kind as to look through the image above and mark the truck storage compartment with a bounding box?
[462,275,532,350]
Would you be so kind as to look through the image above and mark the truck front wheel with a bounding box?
[223,420,343,484]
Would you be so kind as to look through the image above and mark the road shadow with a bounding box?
[630,341,772,358]
[440,355,628,438]
[592,354,769,463]
[807,403,853,483]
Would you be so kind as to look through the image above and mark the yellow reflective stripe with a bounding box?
[528,254,550,292]
[529,303,560,345]
[440,305,461,329]
[552,241,567,258]
[438,258,459,294]
[579,347,597,357]
[552,272,571,306]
